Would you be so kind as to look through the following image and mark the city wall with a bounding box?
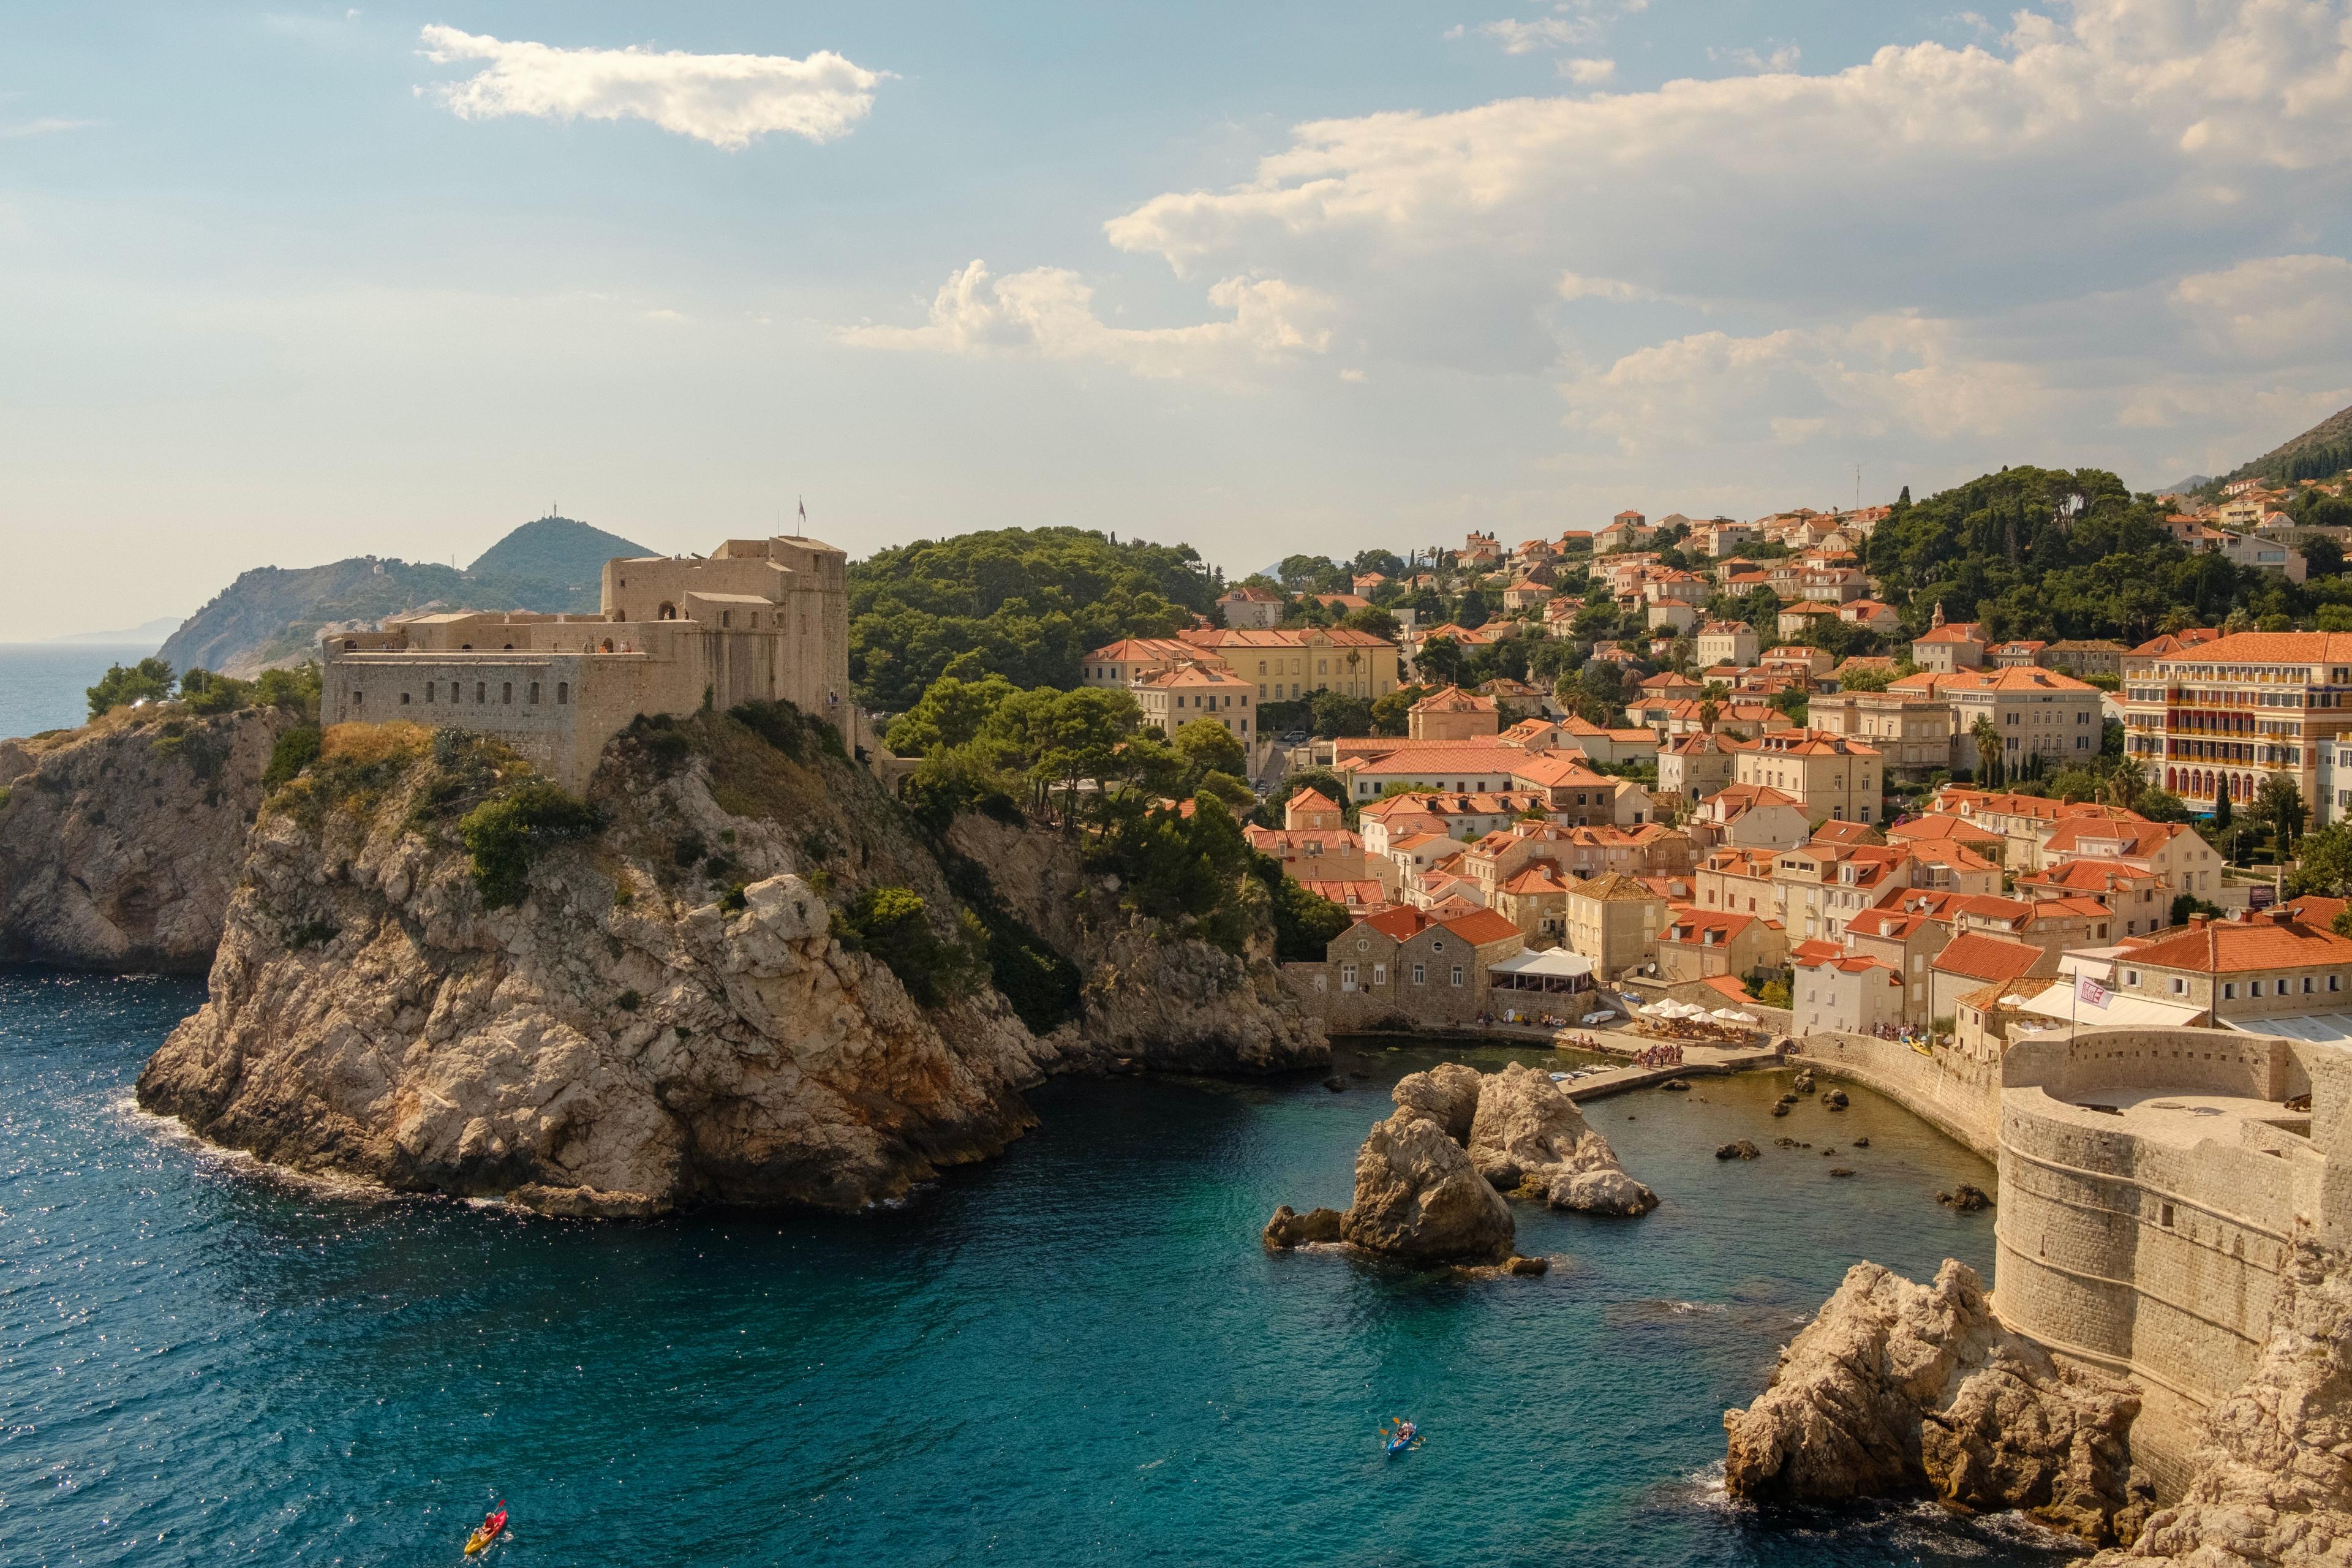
[1790,1030,2003,1158]
[1991,1028,2352,1493]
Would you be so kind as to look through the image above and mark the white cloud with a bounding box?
[0,117,98,138]
[1558,271,1650,301]
[1558,57,1616,84]
[415,25,881,149]
[1477,17,1600,53]
[838,261,1335,380]
[1713,42,1803,73]
[2170,254,2352,363]
[1556,314,2048,456]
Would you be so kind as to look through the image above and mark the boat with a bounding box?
[1381,1418,1421,1457]
[464,1504,508,1555]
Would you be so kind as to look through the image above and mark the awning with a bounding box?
[2222,1012,2352,1046]
[2015,984,2209,1031]
[1490,949,1596,979]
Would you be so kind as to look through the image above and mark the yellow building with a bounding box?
[1133,663,1257,741]
[1180,626,1401,703]
[1728,729,1884,825]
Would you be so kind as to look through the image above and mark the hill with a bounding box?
[157,514,649,677]
[848,526,1218,711]
[2200,402,2352,496]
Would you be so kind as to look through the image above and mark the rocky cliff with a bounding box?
[137,707,1324,1215]
[0,704,301,971]
[2092,1240,2352,1567]
[1724,1259,2150,1545]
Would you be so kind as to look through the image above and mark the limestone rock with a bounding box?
[1939,1184,1992,1211]
[1717,1140,1762,1160]
[1340,1107,1514,1264]
[137,721,1056,1216]
[1820,1088,1849,1110]
[0,705,298,971]
[1505,1254,1550,1276]
[1393,1062,1483,1144]
[1724,1259,2144,1544]
[1263,1204,1344,1248]
[1469,1061,1659,1216]
[1792,1068,1815,1093]
[2090,1242,2352,1567]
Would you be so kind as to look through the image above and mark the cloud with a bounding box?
[1558,57,1616,84]
[1556,314,2048,456]
[1712,42,1803,73]
[838,261,1336,379]
[1459,1,1645,55]
[1558,271,1651,301]
[415,25,881,149]
[2170,254,2352,363]
[0,117,99,138]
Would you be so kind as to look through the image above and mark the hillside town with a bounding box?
[1057,478,2352,1053]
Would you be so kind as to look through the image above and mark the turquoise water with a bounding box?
[2,974,2078,1566]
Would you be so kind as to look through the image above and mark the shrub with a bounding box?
[458,783,604,909]
[254,662,322,715]
[625,714,695,776]
[831,885,980,1007]
[263,725,323,791]
[731,698,848,763]
[177,668,256,715]
[718,883,749,914]
[616,989,642,1012]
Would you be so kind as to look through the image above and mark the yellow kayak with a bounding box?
[464,1503,508,1555]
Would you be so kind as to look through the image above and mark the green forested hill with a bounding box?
[848,527,1217,710]
[466,516,648,591]
[2201,402,2352,496]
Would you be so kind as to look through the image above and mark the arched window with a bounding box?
[600,639,615,654]
[475,681,486,703]
[658,603,679,620]
[342,638,358,651]
[501,682,512,704]
[528,682,540,704]
[425,682,436,703]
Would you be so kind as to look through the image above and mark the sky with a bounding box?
[4,0,2351,639]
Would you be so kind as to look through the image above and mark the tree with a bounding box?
[2105,757,2146,811]
[87,657,175,719]
[2135,786,2192,823]
[2212,785,2233,833]
[2255,771,2307,855]
[1341,605,1401,639]
[885,671,1019,755]
[1369,684,1428,737]
[1837,664,1898,693]
[1172,717,1246,782]
[2289,823,2352,897]
[1970,715,2002,787]
[1415,635,1466,689]
[1308,690,1374,739]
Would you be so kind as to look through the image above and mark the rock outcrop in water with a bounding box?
[1341,1102,1516,1263]
[137,709,1323,1216]
[2090,1241,2352,1567]
[0,704,301,971]
[1724,1259,2149,1545]
[1268,1061,1658,1264]
[1468,1061,1659,1216]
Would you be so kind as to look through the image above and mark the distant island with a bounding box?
[156,514,649,677]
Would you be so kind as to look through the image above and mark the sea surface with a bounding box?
[0,646,158,742]
[0,974,2080,1567]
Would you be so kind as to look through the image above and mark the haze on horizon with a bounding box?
[4,0,2350,641]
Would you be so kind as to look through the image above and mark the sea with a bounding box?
[0,645,162,742]
[0,971,2086,1568]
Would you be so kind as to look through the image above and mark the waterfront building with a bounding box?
[2119,628,2352,823]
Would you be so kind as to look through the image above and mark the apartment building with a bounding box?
[1728,730,1883,824]
[2120,629,2352,824]
[1810,688,1955,778]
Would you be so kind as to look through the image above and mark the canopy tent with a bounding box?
[1489,949,1596,993]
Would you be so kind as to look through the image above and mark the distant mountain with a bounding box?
[157,515,650,678]
[2196,402,2352,497]
[25,615,187,650]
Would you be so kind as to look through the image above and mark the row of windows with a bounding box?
[1338,962,1465,990]
[365,679,568,709]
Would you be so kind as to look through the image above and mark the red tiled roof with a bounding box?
[2124,912,2352,973]
[1932,933,2049,982]
[1443,908,1523,946]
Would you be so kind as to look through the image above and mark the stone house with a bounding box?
[1687,784,1811,852]
[1321,907,1526,1029]
[1216,584,1286,629]
[1695,620,1760,668]
[1564,872,1667,980]
[1655,908,1787,983]
[1728,730,1883,826]
[1409,685,1501,741]
[1809,690,1955,779]
[2013,859,2172,939]
[1910,611,1987,673]
[1133,663,1257,741]
[1659,732,1739,803]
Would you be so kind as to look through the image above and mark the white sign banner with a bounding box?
[2076,972,2109,1009]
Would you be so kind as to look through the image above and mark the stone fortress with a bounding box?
[322,534,852,788]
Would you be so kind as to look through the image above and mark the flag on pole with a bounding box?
[797,496,807,526]
[2076,971,2109,1009]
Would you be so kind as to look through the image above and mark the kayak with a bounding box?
[464,1504,508,1555]
[1381,1419,1420,1457]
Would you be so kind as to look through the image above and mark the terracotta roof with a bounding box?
[1913,622,1986,644]
[2141,631,2352,664]
[1932,933,2050,982]
[1411,685,1498,714]
[1934,667,2098,693]
[1662,910,1757,943]
[2283,894,2350,929]
[1288,787,1339,813]
[1888,815,2006,848]
[2123,911,2352,973]
[1509,755,1618,789]
[1443,908,1524,946]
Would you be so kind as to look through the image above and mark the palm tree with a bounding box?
[2105,757,2146,811]
[1970,715,2002,788]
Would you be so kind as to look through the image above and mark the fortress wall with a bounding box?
[1790,1030,2002,1158]
[326,653,587,785]
[1991,1027,2332,1493]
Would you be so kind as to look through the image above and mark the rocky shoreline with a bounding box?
[129,710,1324,1217]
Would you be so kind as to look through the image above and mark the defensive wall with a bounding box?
[1992,1027,2352,1493]
[1789,1030,2003,1158]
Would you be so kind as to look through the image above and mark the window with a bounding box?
[1341,963,1359,991]
[1413,963,1426,985]
[1451,965,1464,986]
[352,690,364,708]
[399,692,410,705]
[502,682,513,704]
[476,681,488,704]
[557,682,569,705]
[426,681,436,703]
[2224,982,2237,999]
[2160,1203,2174,1227]
[1372,963,1387,986]
[2171,977,2187,994]
[529,682,540,704]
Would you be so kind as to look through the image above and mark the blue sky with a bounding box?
[5,1,2350,638]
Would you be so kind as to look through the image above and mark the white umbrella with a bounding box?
[1711,1008,1758,1023]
